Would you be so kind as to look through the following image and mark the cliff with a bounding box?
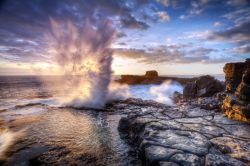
[222,58,250,122]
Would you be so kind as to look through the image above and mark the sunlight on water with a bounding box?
[30,110,101,155]
[0,129,25,160]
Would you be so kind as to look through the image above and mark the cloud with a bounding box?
[213,22,222,27]
[222,8,250,25]
[0,0,166,63]
[156,0,177,7]
[156,0,171,6]
[227,0,249,6]
[156,11,171,21]
[179,0,209,20]
[236,44,250,53]
[120,15,150,29]
[113,44,228,64]
[207,20,250,43]
[226,44,250,54]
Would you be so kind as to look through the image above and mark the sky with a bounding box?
[0,0,249,76]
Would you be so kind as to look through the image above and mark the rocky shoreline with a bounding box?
[116,59,250,166]
[0,59,249,165]
[116,98,250,166]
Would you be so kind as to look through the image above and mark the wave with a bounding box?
[0,129,25,160]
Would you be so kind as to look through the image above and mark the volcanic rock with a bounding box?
[183,75,224,98]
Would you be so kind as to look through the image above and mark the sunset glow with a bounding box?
[0,0,249,75]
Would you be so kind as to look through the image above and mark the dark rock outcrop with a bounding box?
[183,75,224,98]
[117,98,250,166]
[145,70,158,78]
[117,71,197,85]
[224,62,246,93]
[222,59,250,122]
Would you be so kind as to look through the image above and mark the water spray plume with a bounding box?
[46,18,116,108]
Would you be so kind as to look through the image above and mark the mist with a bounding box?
[44,18,117,108]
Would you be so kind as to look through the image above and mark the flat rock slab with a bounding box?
[115,98,250,166]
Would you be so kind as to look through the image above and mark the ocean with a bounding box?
[0,75,223,165]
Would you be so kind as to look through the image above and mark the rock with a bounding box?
[159,161,179,166]
[172,91,183,104]
[117,71,197,85]
[210,137,250,162]
[170,153,203,166]
[145,70,158,78]
[116,99,250,166]
[224,62,246,93]
[183,75,224,99]
[120,75,146,84]
[205,154,244,166]
[195,75,224,97]
[222,58,250,122]
[236,69,250,101]
[198,97,220,111]
[183,82,197,98]
[222,94,250,122]
[143,146,182,165]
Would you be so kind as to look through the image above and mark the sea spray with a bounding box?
[0,129,25,160]
[149,81,183,105]
[45,18,118,108]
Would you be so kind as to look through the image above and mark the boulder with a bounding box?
[195,75,224,97]
[183,75,224,99]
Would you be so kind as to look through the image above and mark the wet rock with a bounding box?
[159,161,179,166]
[143,146,182,165]
[172,91,183,104]
[117,99,250,166]
[170,153,203,166]
[205,154,244,166]
[183,75,224,99]
[198,97,220,111]
[210,137,250,162]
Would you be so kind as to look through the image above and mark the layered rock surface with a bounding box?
[223,59,250,122]
[117,98,250,166]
